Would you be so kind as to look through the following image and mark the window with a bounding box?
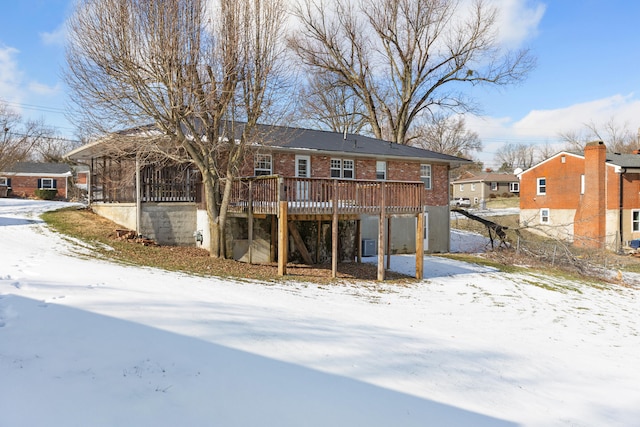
[540,208,550,224]
[510,182,519,192]
[0,177,7,186]
[376,161,386,180]
[490,182,498,191]
[459,184,464,192]
[420,164,432,190]
[633,210,640,232]
[471,183,476,191]
[537,177,546,195]
[254,154,272,176]
[580,174,585,195]
[343,159,354,179]
[40,178,55,189]
[330,158,354,179]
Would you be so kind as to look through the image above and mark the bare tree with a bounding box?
[0,102,57,171]
[65,0,286,257]
[289,0,534,145]
[410,113,482,158]
[495,142,536,171]
[296,72,368,134]
[559,118,637,153]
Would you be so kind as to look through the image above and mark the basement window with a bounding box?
[633,210,640,232]
[540,208,550,224]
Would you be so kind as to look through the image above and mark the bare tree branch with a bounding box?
[65,0,287,257]
[289,0,535,145]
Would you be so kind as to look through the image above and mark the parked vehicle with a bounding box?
[450,197,471,207]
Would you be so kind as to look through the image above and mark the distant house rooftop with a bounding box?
[1,162,72,176]
[451,172,518,184]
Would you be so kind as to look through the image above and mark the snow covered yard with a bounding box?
[1,199,639,426]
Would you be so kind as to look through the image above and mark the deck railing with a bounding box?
[227,176,425,215]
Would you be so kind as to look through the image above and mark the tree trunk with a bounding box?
[202,171,221,258]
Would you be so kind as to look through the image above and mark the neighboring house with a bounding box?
[0,162,73,199]
[451,172,519,205]
[519,141,640,251]
[66,124,469,278]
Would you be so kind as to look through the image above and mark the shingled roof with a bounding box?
[66,122,471,165]
[1,162,72,175]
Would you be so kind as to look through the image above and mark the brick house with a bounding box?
[67,124,469,278]
[518,141,640,251]
[451,172,519,205]
[0,162,72,199]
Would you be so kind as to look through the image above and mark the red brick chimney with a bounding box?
[574,141,607,249]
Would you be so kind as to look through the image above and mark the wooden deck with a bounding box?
[227,176,425,216]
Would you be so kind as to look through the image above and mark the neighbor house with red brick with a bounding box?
[67,124,469,278]
[0,162,72,199]
[518,141,640,251]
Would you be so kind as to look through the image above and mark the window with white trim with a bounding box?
[420,164,432,190]
[633,210,640,232]
[537,177,547,195]
[459,184,464,191]
[540,208,550,224]
[471,183,476,191]
[490,182,498,191]
[376,161,386,180]
[580,174,585,195]
[330,158,354,179]
[254,154,272,176]
[0,177,7,186]
[40,178,55,189]
[510,182,519,192]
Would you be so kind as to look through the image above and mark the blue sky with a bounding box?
[2,1,640,167]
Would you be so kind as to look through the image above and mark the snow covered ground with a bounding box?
[1,199,638,427]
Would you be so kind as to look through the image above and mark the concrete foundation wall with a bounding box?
[520,208,575,242]
[92,203,138,231]
[93,202,197,246]
[140,203,197,245]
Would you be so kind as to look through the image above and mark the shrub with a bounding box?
[34,189,58,200]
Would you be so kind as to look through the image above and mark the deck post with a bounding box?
[416,211,424,279]
[278,177,288,276]
[377,181,386,281]
[135,153,141,236]
[332,179,339,278]
[356,219,362,263]
[386,216,391,270]
[248,180,253,264]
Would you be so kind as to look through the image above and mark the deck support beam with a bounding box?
[278,200,288,276]
[377,182,386,281]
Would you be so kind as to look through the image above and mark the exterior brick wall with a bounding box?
[4,175,67,199]
[244,151,450,207]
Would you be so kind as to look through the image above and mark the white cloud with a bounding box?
[467,93,640,165]
[491,0,546,48]
[28,81,61,96]
[40,24,67,47]
[0,45,24,105]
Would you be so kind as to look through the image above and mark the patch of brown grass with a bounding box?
[42,207,415,284]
